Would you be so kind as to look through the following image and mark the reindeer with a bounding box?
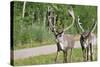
[77,16,97,61]
[47,7,75,63]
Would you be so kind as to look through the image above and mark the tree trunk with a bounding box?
[22,1,26,18]
[43,12,46,29]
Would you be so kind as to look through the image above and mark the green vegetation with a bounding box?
[14,48,97,66]
[12,1,97,49]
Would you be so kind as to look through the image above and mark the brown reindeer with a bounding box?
[77,16,97,61]
[47,7,75,63]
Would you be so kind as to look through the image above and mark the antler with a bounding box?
[77,16,85,32]
[64,7,75,31]
[85,18,97,39]
[77,17,97,33]
[91,19,97,32]
[48,7,57,34]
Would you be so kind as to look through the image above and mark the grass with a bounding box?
[13,48,97,66]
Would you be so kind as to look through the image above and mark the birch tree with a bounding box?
[22,1,26,18]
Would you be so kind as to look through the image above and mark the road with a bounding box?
[14,41,82,60]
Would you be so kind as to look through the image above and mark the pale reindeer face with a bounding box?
[83,39,89,48]
[56,32,64,43]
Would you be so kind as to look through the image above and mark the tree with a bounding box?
[22,1,26,18]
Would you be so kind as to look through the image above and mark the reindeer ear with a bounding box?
[81,34,85,40]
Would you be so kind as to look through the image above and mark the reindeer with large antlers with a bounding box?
[77,16,97,61]
[47,7,75,63]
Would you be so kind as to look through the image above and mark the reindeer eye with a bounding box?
[59,34,62,37]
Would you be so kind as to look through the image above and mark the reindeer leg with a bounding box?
[55,42,61,63]
[81,46,85,61]
[90,43,93,61]
[82,48,86,61]
[86,46,89,61]
[63,50,68,63]
[65,50,68,63]
[84,49,87,61]
[63,51,66,63]
[69,48,73,62]
[55,51,59,63]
